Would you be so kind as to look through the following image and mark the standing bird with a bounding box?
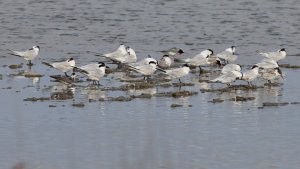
[158,55,172,68]
[221,63,241,74]
[260,67,283,84]
[161,47,184,56]
[128,60,157,80]
[174,49,214,73]
[210,70,243,86]
[8,46,40,65]
[216,46,237,64]
[102,44,128,60]
[241,65,260,86]
[42,57,75,76]
[258,48,286,61]
[255,58,279,69]
[75,62,108,85]
[110,46,137,64]
[157,64,190,83]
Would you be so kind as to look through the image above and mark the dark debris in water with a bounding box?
[99,96,133,102]
[9,64,23,69]
[72,103,85,108]
[264,83,283,87]
[290,102,300,104]
[279,64,300,69]
[262,102,289,107]
[24,97,50,102]
[130,93,152,99]
[172,82,194,87]
[24,72,43,78]
[201,85,262,93]
[51,91,74,100]
[155,90,198,98]
[170,104,192,108]
[230,96,255,102]
[102,82,155,91]
[208,98,224,103]
[170,104,183,108]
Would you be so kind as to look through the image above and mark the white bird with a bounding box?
[258,48,286,61]
[260,67,283,84]
[8,45,40,65]
[161,47,184,56]
[157,64,190,83]
[210,70,242,86]
[76,62,108,85]
[42,58,75,76]
[102,44,128,60]
[128,60,157,80]
[216,46,237,63]
[241,65,260,86]
[174,49,214,72]
[129,57,157,67]
[110,46,137,64]
[221,64,241,74]
[255,58,279,69]
[158,55,172,68]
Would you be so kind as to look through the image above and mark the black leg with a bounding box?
[179,78,182,83]
[65,72,69,77]
[199,66,202,75]
[28,60,33,66]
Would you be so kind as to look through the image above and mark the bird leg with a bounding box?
[199,66,202,75]
[27,60,33,66]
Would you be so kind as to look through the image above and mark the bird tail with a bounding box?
[50,75,75,84]
[127,65,138,71]
[174,58,188,63]
[42,62,54,68]
[8,49,22,57]
[156,67,166,73]
[73,67,89,74]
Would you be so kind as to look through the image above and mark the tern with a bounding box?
[8,45,40,65]
[42,57,75,76]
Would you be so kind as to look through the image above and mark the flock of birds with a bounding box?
[7,44,286,87]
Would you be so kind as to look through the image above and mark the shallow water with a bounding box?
[1,0,300,169]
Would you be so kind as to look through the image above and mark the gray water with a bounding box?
[1,0,300,169]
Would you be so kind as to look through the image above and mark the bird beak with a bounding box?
[105,66,110,69]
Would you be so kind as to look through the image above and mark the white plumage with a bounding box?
[216,46,237,63]
[210,70,242,86]
[221,64,241,74]
[78,62,107,85]
[158,55,172,68]
[241,65,260,85]
[9,45,40,65]
[158,64,190,83]
[43,58,75,76]
[128,60,157,77]
[258,48,286,61]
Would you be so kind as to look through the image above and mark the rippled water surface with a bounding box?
[1,0,300,169]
